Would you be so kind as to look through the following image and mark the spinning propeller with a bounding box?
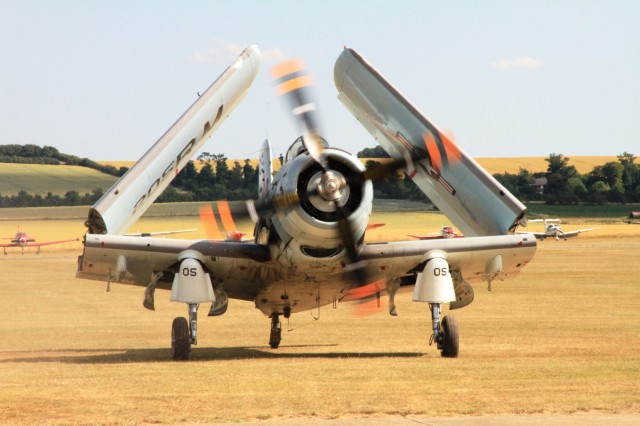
[199,58,428,303]
[271,58,420,290]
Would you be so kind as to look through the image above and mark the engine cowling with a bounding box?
[269,148,373,252]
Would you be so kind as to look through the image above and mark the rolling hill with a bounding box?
[0,163,118,196]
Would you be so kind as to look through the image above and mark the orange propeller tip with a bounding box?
[270,58,306,80]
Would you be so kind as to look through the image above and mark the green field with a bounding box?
[0,163,117,196]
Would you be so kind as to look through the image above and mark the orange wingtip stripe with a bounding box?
[275,75,313,95]
[199,204,223,240]
[440,131,462,165]
[424,132,442,174]
[271,59,306,79]
[217,201,237,234]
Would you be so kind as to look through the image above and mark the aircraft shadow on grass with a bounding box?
[0,346,424,364]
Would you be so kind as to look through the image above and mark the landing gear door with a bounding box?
[170,258,215,304]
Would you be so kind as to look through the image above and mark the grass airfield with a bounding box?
[0,207,639,424]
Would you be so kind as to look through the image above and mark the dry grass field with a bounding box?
[0,210,639,425]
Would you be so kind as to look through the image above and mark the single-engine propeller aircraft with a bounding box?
[519,219,597,241]
[2,227,79,254]
[76,45,537,359]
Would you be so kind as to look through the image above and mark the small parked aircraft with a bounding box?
[522,219,597,241]
[2,228,79,254]
[76,45,536,359]
[408,225,462,240]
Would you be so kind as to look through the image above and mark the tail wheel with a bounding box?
[440,315,459,358]
[171,317,191,360]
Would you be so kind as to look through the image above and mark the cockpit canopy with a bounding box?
[284,136,329,163]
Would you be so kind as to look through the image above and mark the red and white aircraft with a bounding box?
[2,228,79,254]
[408,225,463,240]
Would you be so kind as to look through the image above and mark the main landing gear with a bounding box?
[429,303,459,358]
[171,303,199,360]
[171,307,284,360]
[269,314,282,349]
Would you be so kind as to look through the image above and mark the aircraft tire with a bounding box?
[269,315,282,349]
[440,315,459,358]
[171,317,191,360]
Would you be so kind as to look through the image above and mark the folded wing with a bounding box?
[334,48,525,237]
[86,45,261,235]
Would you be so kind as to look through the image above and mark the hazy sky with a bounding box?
[1,1,638,161]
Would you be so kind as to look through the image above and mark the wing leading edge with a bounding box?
[77,235,271,301]
[362,233,536,284]
[334,48,525,237]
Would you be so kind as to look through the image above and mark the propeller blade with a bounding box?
[200,193,300,239]
[360,155,414,184]
[198,204,223,240]
[334,200,369,285]
[352,293,388,317]
[343,279,388,317]
[272,59,326,165]
[199,201,248,241]
[245,192,300,223]
[342,279,387,302]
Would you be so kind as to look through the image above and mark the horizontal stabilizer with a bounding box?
[86,45,261,235]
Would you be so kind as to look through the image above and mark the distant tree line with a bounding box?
[493,152,640,204]
[2,144,638,207]
[0,189,104,208]
[357,147,640,205]
[157,152,259,203]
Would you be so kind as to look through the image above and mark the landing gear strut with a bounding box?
[429,303,459,358]
[269,314,282,349]
[171,303,199,360]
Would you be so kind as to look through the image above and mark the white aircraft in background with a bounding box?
[523,219,598,241]
[75,45,537,360]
